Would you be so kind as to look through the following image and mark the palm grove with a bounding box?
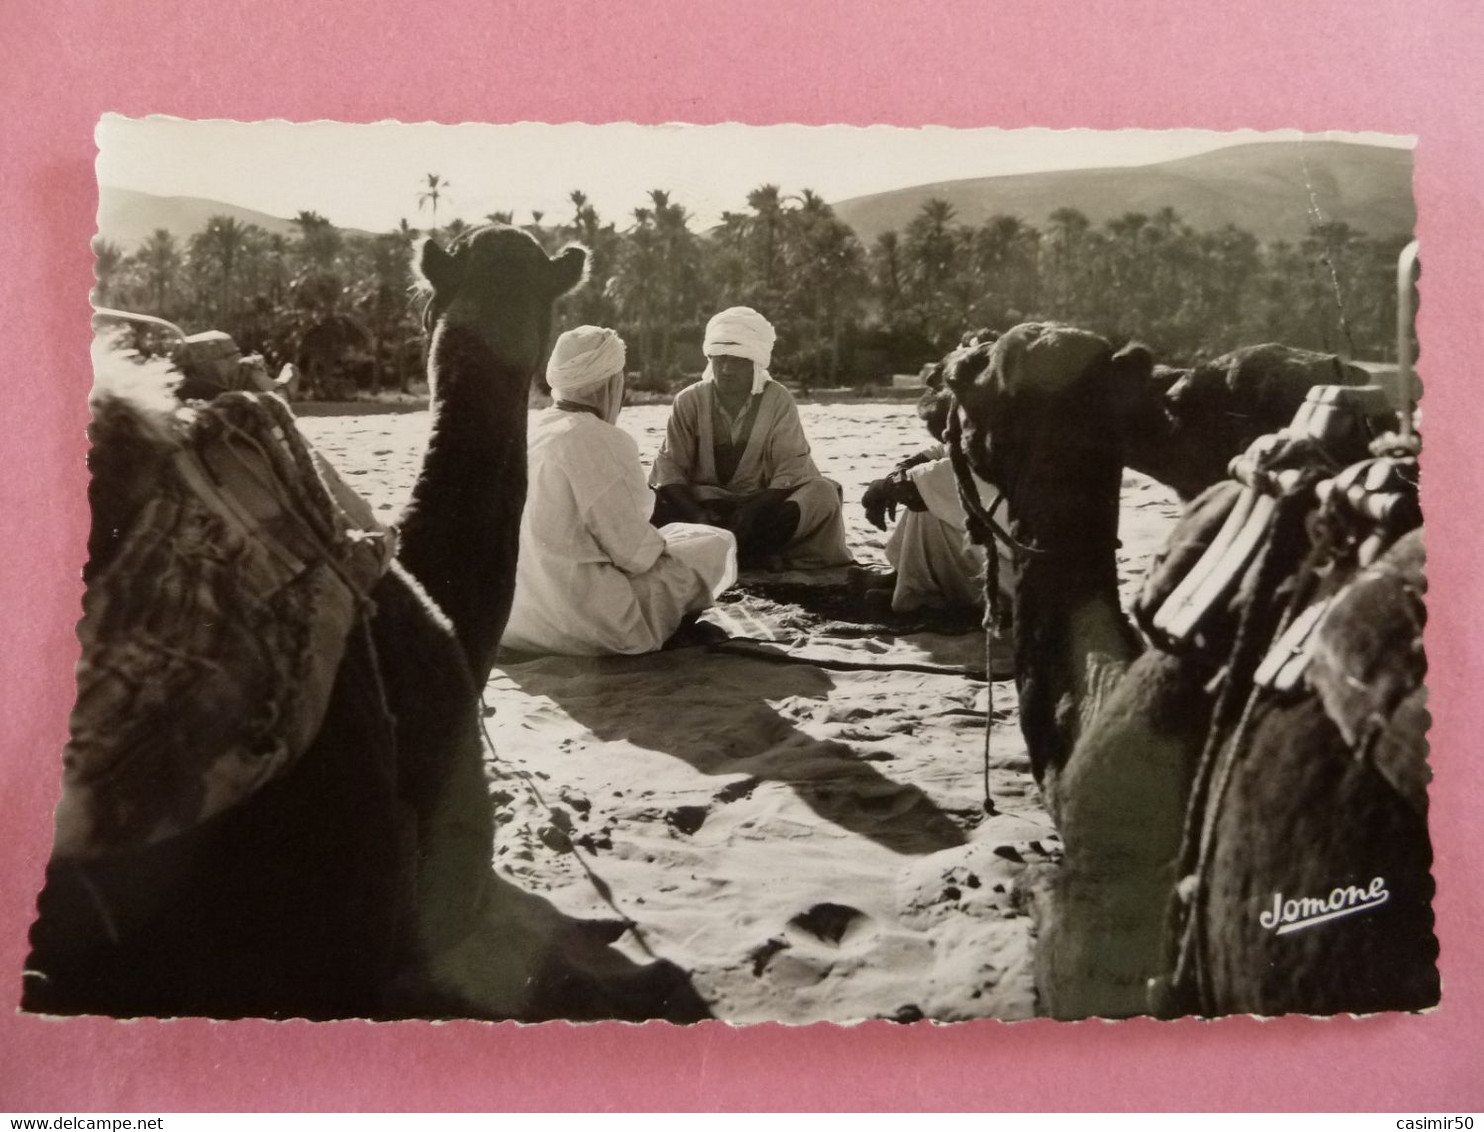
[93,178,1412,398]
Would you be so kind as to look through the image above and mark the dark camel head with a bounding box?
[1110,343,1374,500]
[916,382,953,442]
[916,329,999,442]
[946,322,1145,555]
[416,224,587,376]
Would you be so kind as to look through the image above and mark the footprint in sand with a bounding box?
[712,777,760,805]
[665,804,709,836]
[827,705,887,724]
[787,902,871,947]
[747,936,790,977]
[850,782,928,820]
[574,829,613,853]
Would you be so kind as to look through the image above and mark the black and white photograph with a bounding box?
[23,116,1432,1025]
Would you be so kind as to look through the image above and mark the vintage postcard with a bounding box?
[22,117,1431,1027]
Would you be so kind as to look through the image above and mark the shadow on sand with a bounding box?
[499,646,967,857]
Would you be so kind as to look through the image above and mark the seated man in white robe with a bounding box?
[649,306,853,571]
[859,385,1016,675]
[502,326,738,657]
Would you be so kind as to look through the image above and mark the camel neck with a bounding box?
[397,322,533,683]
[1012,519,1141,785]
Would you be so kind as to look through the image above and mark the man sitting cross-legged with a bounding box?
[649,306,853,571]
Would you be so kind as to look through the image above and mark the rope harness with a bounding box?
[475,693,662,961]
[943,393,1036,814]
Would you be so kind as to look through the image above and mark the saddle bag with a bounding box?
[55,373,396,860]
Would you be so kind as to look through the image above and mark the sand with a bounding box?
[298,400,1184,1024]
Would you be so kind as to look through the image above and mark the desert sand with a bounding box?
[297,399,1184,1024]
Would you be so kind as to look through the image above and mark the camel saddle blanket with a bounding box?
[54,389,397,860]
[1294,528,1429,815]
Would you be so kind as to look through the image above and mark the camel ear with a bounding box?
[944,340,994,396]
[549,244,589,297]
[415,238,460,295]
[1107,342,1156,416]
[1110,342,1155,380]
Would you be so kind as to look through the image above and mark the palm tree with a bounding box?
[418,173,449,230]
[137,228,181,315]
[91,237,126,307]
[608,205,664,372]
[903,198,961,345]
[706,210,753,311]
[871,230,906,330]
[972,214,1040,326]
[779,190,868,381]
[191,215,252,325]
[293,210,343,274]
[745,183,786,300]
[662,191,700,369]
[265,233,291,308]
[348,232,417,393]
[1044,206,1093,320]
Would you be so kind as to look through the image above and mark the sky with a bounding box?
[96,117,1413,234]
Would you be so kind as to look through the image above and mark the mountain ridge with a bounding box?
[97,187,377,247]
[831,140,1414,246]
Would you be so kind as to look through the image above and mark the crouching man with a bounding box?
[858,384,1015,675]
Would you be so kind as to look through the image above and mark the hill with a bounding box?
[96,187,375,247]
[831,140,1414,246]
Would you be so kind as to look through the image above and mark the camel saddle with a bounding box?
[1139,384,1395,654]
[55,386,396,860]
[1137,385,1425,796]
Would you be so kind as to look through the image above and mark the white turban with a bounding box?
[546,326,626,394]
[703,306,775,395]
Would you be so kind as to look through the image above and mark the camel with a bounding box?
[944,322,1434,1019]
[1111,342,1380,501]
[930,333,1381,503]
[25,224,706,1022]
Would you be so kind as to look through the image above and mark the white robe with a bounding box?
[502,410,737,657]
[884,446,1015,614]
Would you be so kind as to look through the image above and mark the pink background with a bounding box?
[3,0,1481,1112]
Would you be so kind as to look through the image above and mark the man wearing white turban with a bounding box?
[649,307,853,570]
[502,326,738,656]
